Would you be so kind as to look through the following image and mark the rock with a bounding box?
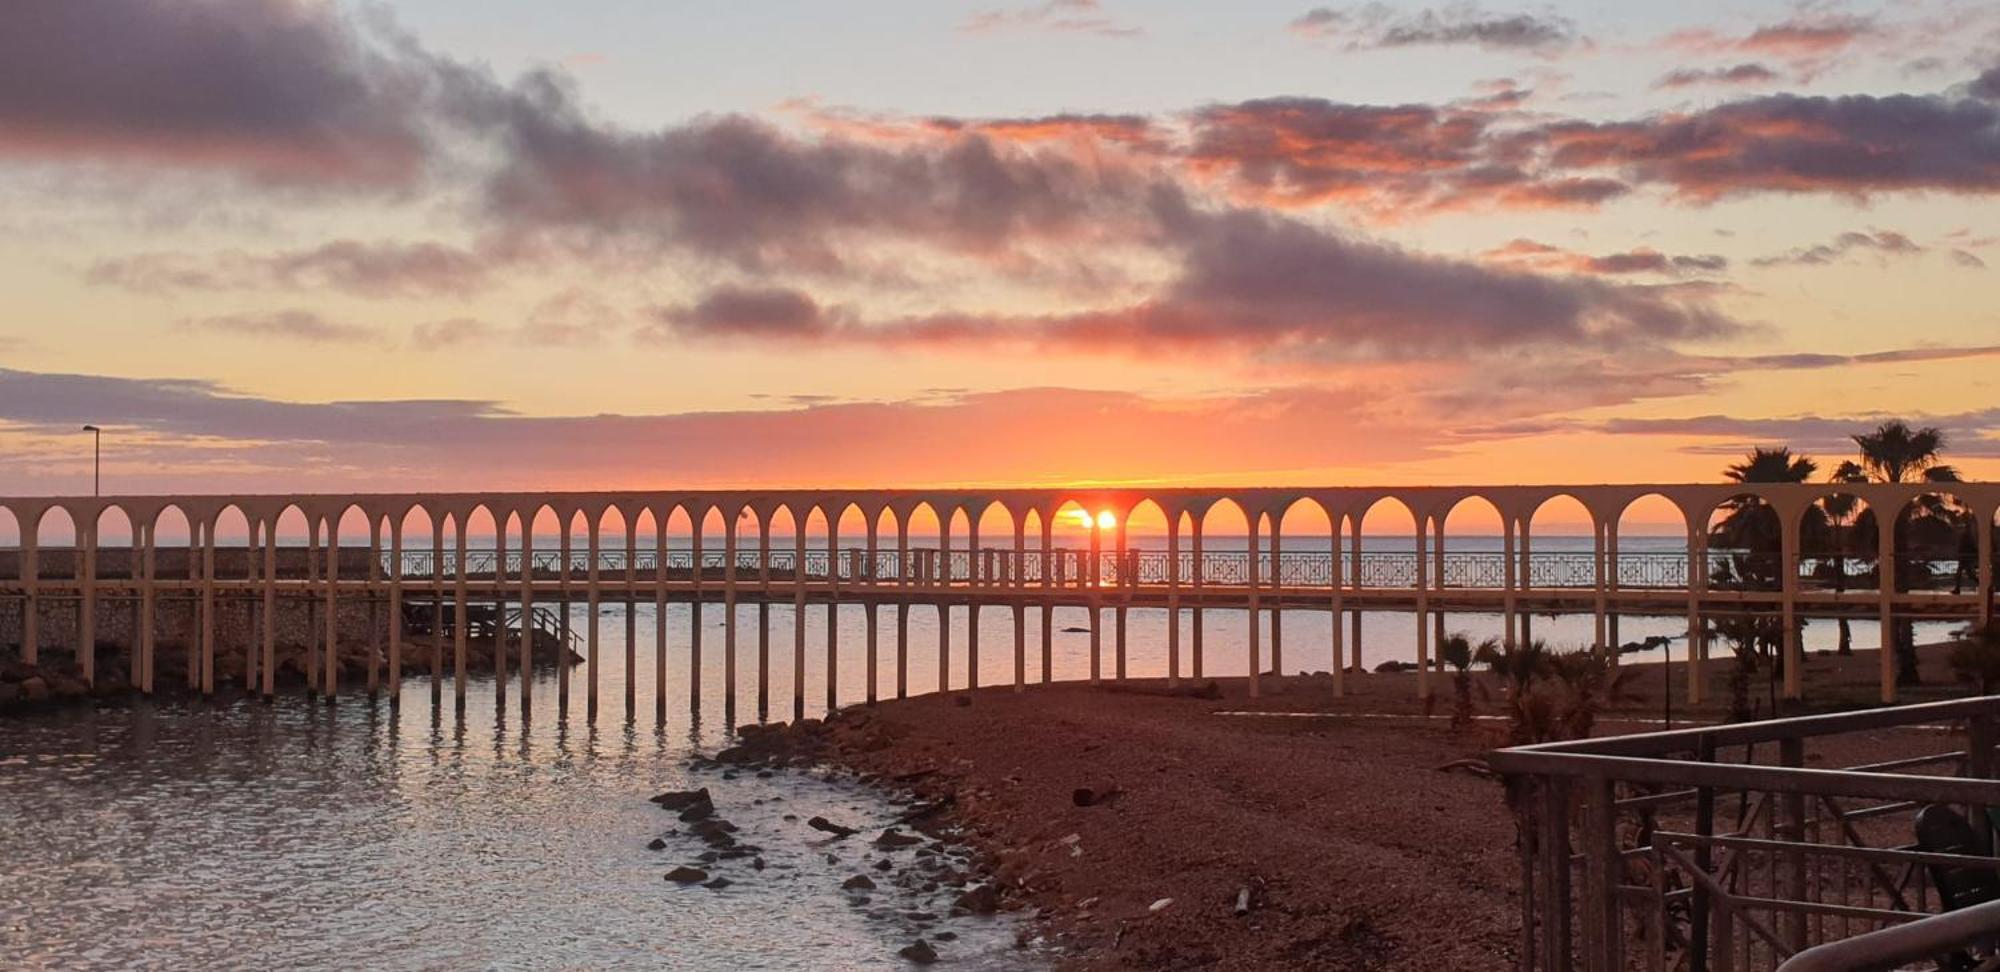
[664,866,708,884]
[953,694,972,707]
[953,884,1000,915]
[1060,625,1090,633]
[704,877,732,890]
[874,858,894,871]
[1150,897,1174,912]
[678,798,717,823]
[752,857,767,870]
[874,828,923,849]
[843,875,877,891]
[898,939,939,964]
[1072,784,1122,808]
[808,816,859,838]
[651,787,712,811]
[19,677,49,702]
[646,837,668,851]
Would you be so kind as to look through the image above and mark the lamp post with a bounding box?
[81,425,100,496]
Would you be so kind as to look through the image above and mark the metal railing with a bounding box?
[1489,697,2000,972]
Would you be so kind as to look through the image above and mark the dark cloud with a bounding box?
[1664,15,1878,59]
[651,207,1738,362]
[1750,230,1925,267]
[1601,407,2000,458]
[175,310,377,344]
[0,0,470,188]
[1653,63,1780,90]
[1975,65,2000,100]
[1532,91,2000,201]
[1290,5,1578,53]
[87,239,500,298]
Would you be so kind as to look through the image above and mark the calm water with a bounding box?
[0,679,1042,970]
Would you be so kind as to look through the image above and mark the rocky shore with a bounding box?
[685,680,1527,970]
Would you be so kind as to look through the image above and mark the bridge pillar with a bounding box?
[1247,510,1261,697]
[655,517,668,724]
[141,524,157,695]
[793,520,807,720]
[1414,513,1430,701]
[558,521,572,718]
[1012,517,1026,693]
[1502,516,1518,648]
[1268,516,1282,679]
[1167,512,1182,688]
[689,520,704,714]
[367,517,381,700]
[1685,520,1704,705]
[1087,514,1100,685]
[1878,517,1897,704]
[1191,517,1204,680]
[520,518,534,714]
[316,519,331,702]
[78,523,95,688]
[1040,512,1054,683]
[1781,514,1803,700]
[493,516,507,706]
[587,520,601,723]
[389,520,402,705]
[628,520,641,721]
[723,516,737,717]
[1328,511,1344,696]
[869,517,882,703]
[19,528,36,667]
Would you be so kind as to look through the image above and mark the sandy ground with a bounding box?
[777,640,1987,970]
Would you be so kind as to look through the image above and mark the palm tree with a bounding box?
[1712,447,1816,677]
[1726,446,1818,486]
[1850,421,1966,684]
[1818,461,1873,655]
[1438,632,1493,732]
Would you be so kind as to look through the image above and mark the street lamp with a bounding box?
[81,425,100,496]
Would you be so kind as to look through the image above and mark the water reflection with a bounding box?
[0,687,1040,970]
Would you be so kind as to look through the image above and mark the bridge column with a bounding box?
[493,513,508,705]
[558,519,572,717]
[1087,509,1101,685]
[655,515,669,724]
[19,523,36,667]
[826,512,840,709]
[793,517,807,719]
[939,510,953,694]
[868,513,882,703]
[1040,511,1054,683]
[1328,511,1344,697]
[689,516,703,713]
[758,517,772,715]
[1429,513,1444,665]
[430,523,444,710]
[1011,514,1025,692]
[1349,515,1364,673]
[1979,503,1993,626]
[897,517,910,699]
[1190,516,1205,679]
[389,520,402,704]
[1112,516,1127,681]
[140,524,156,694]
[1167,511,1182,688]
[722,513,735,718]
[1605,517,1621,656]
[1247,510,1262,697]
[1590,517,1607,658]
[1686,519,1704,705]
[368,516,382,699]
[318,518,332,701]
[1518,517,1534,645]
[78,521,95,688]
[303,520,318,695]
[1502,515,1518,648]
[967,516,980,691]
[587,518,602,722]
[453,523,469,712]
[1414,512,1430,701]
[522,517,537,714]
[1267,515,1281,679]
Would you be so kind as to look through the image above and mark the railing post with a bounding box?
[1541,775,1574,972]
[1582,774,1620,972]
[1780,736,1806,954]
[1693,734,1716,972]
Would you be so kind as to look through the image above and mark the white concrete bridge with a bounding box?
[1,482,1993,719]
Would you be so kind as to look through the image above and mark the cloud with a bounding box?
[648,206,1738,364]
[1290,4,1579,53]
[1483,239,1728,276]
[961,1,1142,38]
[87,239,502,298]
[0,0,471,188]
[409,318,497,349]
[1599,407,2000,459]
[1653,63,1780,90]
[1952,249,1990,269]
[175,310,378,344]
[1531,91,2000,202]
[1750,230,1925,267]
[1664,15,1878,59]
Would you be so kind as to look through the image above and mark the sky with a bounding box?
[1,0,1998,498]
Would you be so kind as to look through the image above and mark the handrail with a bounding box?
[1493,696,2000,759]
[1775,896,2000,972]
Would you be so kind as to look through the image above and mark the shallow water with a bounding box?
[0,685,1042,970]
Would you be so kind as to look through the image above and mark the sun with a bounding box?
[1066,509,1116,530]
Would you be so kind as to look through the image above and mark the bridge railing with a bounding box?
[1488,697,2000,972]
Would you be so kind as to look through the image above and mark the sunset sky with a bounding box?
[2,0,1997,495]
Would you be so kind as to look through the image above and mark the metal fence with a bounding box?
[1488,697,2000,972]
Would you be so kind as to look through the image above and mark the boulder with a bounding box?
[874,828,923,849]
[19,677,49,702]
[664,866,709,884]
[953,884,1000,915]
[898,939,939,964]
[808,816,858,838]
[842,875,877,891]
[651,787,712,811]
